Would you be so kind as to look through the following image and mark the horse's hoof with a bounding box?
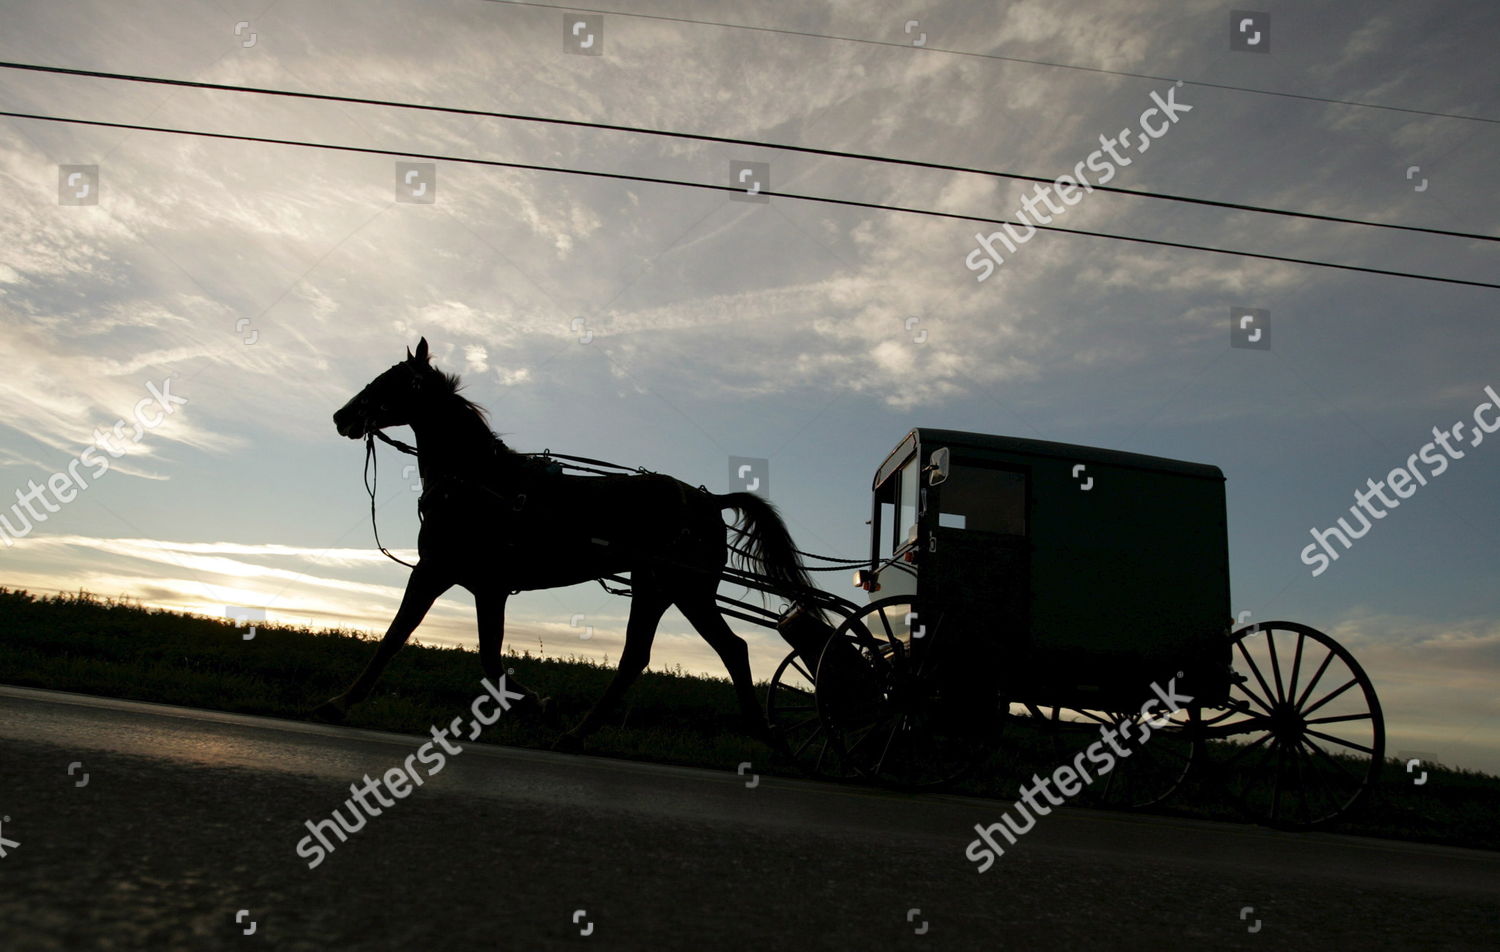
[552,732,584,754]
[760,724,790,757]
[538,696,561,728]
[515,693,557,725]
[310,700,347,724]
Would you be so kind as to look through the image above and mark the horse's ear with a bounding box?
[406,345,413,359]
[415,337,430,363]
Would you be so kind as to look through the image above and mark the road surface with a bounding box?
[0,684,1495,950]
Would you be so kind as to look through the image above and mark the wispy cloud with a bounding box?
[1,0,1497,773]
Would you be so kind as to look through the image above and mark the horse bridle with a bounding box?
[353,362,431,568]
[363,430,420,569]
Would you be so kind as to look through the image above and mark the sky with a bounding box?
[0,0,1496,772]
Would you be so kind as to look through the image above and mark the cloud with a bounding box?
[0,0,1496,775]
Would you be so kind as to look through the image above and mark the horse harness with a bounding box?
[363,428,699,572]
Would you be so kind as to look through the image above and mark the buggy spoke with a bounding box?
[1269,739,1286,822]
[785,712,820,732]
[1222,731,1274,768]
[843,721,880,754]
[1213,710,1273,737]
[1097,763,1118,798]
[1230,678,1276,716]
[1301,677,1358,718]
[1302,740,1341,825]
[779,682,814,704]
[1287,631,1306,706]
[1306,712,1373,726]
[1304,728,1373,755]
[812,739,829,771]
[1294,649,1336,709]
[770,648,859,782]
[1289,739,1327,825]
[1267,629,1286,704]
[872,714,905,775]
[1235,639,1279,712]
[852,713,894,767]
[845,709,901,757]
[791,727,821,759]
[1297,738,1350,804]
[1300,735,1361,783]
[1153,742,1193,765]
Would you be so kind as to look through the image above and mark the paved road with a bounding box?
[0,685,1495,950]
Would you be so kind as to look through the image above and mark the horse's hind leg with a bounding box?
[673,588,771,745]
[314,564,452,721]
[554,585,670,751]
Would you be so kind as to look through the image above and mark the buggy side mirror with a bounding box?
[927,447,950,486]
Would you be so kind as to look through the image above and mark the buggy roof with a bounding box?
[875,428,1224,490]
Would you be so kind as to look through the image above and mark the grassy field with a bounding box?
[2,586,1495,851]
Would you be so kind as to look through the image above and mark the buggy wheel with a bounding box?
[1021,703,1196,809]
[1204,621,1384,829]
[766,649,857,780]
[815,596,998,790]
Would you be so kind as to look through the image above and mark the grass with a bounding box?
[1,586,1495,851]
[0,587,764,770]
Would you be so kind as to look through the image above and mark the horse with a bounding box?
[318,337,814,751]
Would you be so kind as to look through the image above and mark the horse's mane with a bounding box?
[425,364,520,457]
[430,367,486,417]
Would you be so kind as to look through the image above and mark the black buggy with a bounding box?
[751,429,1384,830]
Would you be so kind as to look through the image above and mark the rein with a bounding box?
[364,432,418,569]
[361,430,639,572]
[372,429,418,456]
[360,429,866,581]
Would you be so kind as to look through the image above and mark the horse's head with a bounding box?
[333,337,440,439]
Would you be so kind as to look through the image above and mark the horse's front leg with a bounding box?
[314,563,452,721]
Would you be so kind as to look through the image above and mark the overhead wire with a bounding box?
[475,0,1500,128]
[1,61,1493,244]
[3,108,1495,290]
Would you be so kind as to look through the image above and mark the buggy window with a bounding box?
[938,464,1026,535]
[878,501,895,559]
[897,456,920,547]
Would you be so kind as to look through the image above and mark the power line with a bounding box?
[1,60,1493,245]
[4,108,1496,291]
[481,0,1500,127]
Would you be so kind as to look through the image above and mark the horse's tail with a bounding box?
[715,492,815,603]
